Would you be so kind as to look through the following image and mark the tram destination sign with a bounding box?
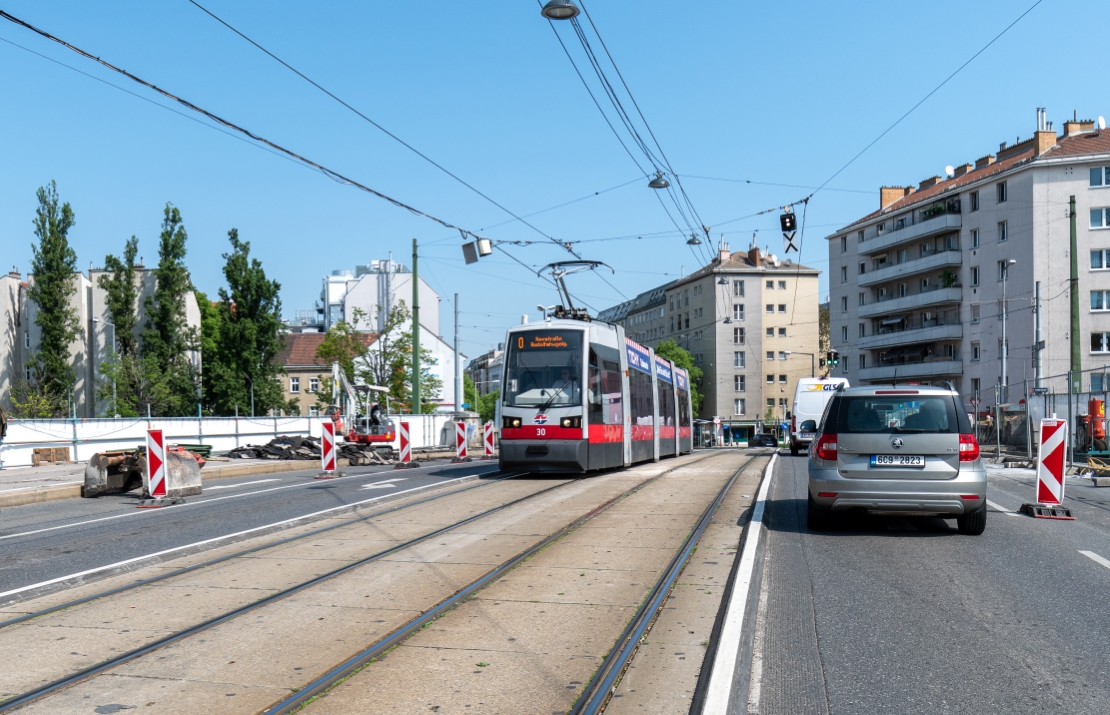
[519,334,570,350]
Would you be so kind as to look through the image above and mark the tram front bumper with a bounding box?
[499,439,588,473]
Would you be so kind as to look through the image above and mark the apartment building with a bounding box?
[275,331,378,417]
[827,111,1110,404]
[598,243,820,438]
[465,345,503,397]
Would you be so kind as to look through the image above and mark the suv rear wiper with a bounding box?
[891,427,926,433]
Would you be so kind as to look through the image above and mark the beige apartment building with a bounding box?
[276,331,377,416]
[598,243,820,439]
[827,111,1110,407]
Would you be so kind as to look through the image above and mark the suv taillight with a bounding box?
[815,434,837,461]
[959,433,980,462]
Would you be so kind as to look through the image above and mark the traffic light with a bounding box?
[779,212,797,233]
[826,351,840,366]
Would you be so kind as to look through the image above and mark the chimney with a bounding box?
[974,154,996,170]
[880,186,905,209]
[904,186,916,197]
[1034,130,1057,156]
[1063,119,1095,137]
[747,245,761,267]
[718,241,731,263]
[918,176,943,190]
[953,163,974,177]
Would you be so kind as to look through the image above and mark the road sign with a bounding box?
[1020,417,1075,519]
[317,421,336,478]
[399,422,411,462]
[782,230,798,254]
[1031,387,1049,396]
[483,421,496,459]
[1033,340,1046,351]
[452,421,471,463]
[146,429,165,498]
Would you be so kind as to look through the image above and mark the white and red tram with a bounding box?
[499,318,693,473]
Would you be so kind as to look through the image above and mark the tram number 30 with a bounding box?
[536,428,546,436]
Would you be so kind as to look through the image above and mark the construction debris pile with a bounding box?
[226,435,393,465]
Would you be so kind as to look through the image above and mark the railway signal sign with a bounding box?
[780,211,798,254]
[316,421,337,479]
[1021,417,1075,519]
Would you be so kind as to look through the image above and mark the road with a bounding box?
[0,459,501,602]
[749,454,1110,714]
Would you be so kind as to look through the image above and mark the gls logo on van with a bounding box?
[806,384,839,392]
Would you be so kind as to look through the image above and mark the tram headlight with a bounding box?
[502,416,522,429]
[560,416,582,429]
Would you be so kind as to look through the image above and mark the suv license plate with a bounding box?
[870,454,925,467]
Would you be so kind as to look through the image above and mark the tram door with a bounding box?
[675,368,693,454]
[625,340,655,465]
[656,356,676,457]
[587,344,624,469]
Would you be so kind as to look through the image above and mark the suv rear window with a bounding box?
[831,396,959,434]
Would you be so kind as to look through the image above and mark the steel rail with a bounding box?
[569,453,763,714]
[261,450,729,715]
[0,471,579,712]
[0,470,520,628]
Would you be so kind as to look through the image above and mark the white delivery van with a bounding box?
[789,377,849,455]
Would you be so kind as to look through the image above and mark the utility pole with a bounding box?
[1001,260,1013,403]
[1035,281,1043,389]
[411,238,421,414]
[454,292,461,415]
[1071,195,1081,393]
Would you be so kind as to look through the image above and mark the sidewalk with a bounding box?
[0,458,323,508]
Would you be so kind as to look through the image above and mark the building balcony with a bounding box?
[859,357,964,382]
[859,322,963,351]
[858,248,963,287]
[858,286,962,318]
[858,212,962,256]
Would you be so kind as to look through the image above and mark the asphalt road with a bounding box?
[750,453,1110,715]
[0,459,504,600]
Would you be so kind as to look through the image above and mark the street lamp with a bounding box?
[540,0,580,20]
[1001,259,1017,403]
[93,317,117,417]
[648,171,670,189]
[784,351,815,378]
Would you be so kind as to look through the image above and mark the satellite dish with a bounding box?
[771,255,781,267]
[944,165,955,177]
[1099,116,1106,130]
[783,258,793,267]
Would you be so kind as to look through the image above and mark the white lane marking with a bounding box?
[0,474,486,600]
[0,481,83,494]
[204,479,281,491]
[1079,550,1110,571]
[703,452,777,714]
[986,499,1020,516]
[360,478,408,488]
[0,463,499,543]
[360,483,398,490]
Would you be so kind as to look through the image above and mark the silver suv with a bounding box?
[807,385,987,535]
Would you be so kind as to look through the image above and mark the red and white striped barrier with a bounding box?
[1021,416,1075,519]
[316,421,337,479]
[137,428,197,507]
[394,421,419,469]
[146,429,166,498]
[451,421,471,463]
[482,421,496,459]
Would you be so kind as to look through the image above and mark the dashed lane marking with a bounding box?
[1080,550,1110,571]
[204,479,282,490]
[986,499,1020,516]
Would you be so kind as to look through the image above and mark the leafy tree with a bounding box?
[203,230,289,416]
[654,339,703,414]
[98,236,140,357]
[141,203,200,415]
[94,351,173,417]
[818,302,830,378]
[27,181,79,414]
[10,379,66,418]
[477,389,500,424]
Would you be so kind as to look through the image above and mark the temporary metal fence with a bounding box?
[0,413,453,469]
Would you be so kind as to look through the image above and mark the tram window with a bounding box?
[503,330,583,408]
[657,380,676,426]
[588,349,602,421]
[601,359,623,425]
[677,389,690,427]
[630,369,654,427]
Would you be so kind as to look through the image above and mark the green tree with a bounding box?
[477,389,500,424]
[203,230,289,416]
[654,339,703,414]
[818,302,830,378]
[142,203,199,415]
[27,181,79,414]
[98,236,139,357]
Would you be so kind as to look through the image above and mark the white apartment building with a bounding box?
[598,243,820,439]
[827,112,1110,405]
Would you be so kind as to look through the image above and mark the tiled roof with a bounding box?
[1040,130,1110,158]
[276,331,377,368]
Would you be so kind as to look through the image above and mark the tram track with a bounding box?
[261,450,736,715]
[0,469,563,711]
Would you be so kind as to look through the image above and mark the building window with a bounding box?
[1092,167,1110,187]
[1092,250,1109,269]
[1094,374,1107,392]
[734,375,746,391]
[842,356,849,373]
[309,406,320,417]
[842,325,848,342]
[25,366,32,381]
[1093,291,1110,311]
[972,342,981,360]
[778,328,786,337]
[766,327,774,337]
[778,281,786,289]
[858,292,866,306]
[290,377,300,393]
[841,296,848,312]
[895,217,906,230]
[971,304,980,323]
[767,398,775,409]
[309,377,320,393]
[734,351,745,368]
[998,221,1008,242]
[779,374,787,383]
[24,332,29,349]
[685,313,690,328]
[734,398,746,415]
[767,280,774,289]
[997,182,1008,203]
[841,266,848,283]
[970,191,979,212]
[1094,333,1110,353]
[857,230,864,242]
[859,354,866,369]
[897,283,906,298]
[840,236,847,252]
[734,280,745,296]
[734,328,745,344]
[971,228,979,248]
[767,351,775,361]
[858,323,865,338]
[734,304,745,320]
[972,377,981,395]
[1092,208,1110,228]
[998,260,1011,281]
[778,304,786,313]
[859,262,866,275]
[684,289,689,306]
[779,351,787,361]
[766,304,774,313]
[971,266,980,286]
[766,374,774,384]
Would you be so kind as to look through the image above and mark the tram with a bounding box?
[498,316,694,473]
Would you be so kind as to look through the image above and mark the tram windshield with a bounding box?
[503,330,584,408]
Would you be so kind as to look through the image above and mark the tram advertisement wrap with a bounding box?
[625,338,652,374]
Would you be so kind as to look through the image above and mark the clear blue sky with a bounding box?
[1,0,1102,359]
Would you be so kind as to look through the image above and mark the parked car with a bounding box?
[807,385,986,535]
[750,433,778,448]
[789,377,849,455]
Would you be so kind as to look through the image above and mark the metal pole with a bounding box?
[1002,265,1008,404]
[1067,370,1074,468]
[454,292,460,414]
[412,238,421,414]
[1071,196,1081,393]
[1034,281,1043,389]
[995,383,1001,460]
[1024,378,1032,460]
